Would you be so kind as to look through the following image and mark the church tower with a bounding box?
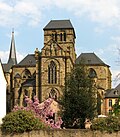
[2,30,17,112]
[38,20,76,101]
[7,30,17,66]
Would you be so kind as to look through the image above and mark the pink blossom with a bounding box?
[12,96,63,129]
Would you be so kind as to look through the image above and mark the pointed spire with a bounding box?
[7,29,17,65]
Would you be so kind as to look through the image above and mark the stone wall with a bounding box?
[1,129,120,137]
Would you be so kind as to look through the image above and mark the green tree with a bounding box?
[61,64,97,128]
[112,96,120,116]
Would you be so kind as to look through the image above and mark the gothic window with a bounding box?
[55,33,57,41]
[60,33,63,41]
[48,61,57,84]
[63,32,66,41]
[49,88,57,100]
[22,69,31,79]
[88,68,97,78]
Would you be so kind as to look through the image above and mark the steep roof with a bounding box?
[17,54,36,66]
[105,83,120,98]
[43,20,76,38]
[105,89,120,98]
[3,31,17,73]
[75,53,109,66]
[2,63,12,73]
[115,83,120,90]
[44,20,74,30]
[7,31,17,65]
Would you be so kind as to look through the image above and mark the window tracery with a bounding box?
[48,61,57,84]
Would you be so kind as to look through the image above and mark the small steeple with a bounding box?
[7,29,17,65]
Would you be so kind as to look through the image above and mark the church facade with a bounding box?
[2,20,111,115]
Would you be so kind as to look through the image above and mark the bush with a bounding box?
[13,96,63,129]
[1,110,46,133]
[92,116,120,133]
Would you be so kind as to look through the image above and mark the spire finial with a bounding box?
[12,28,14,33]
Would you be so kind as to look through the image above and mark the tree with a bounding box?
[112,96,120,116]
[60,64,97,128]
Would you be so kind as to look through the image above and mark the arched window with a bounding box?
[48,61,57,84]
[88,68,97,78]
[22,69,31,79]
[63,32,66,41]
[60,33,63,41]
[55,33,57,41]
[49,88,57,100]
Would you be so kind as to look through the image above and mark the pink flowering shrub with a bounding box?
[13,96,63,129]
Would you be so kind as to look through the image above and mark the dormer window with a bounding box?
[114,90,118,95]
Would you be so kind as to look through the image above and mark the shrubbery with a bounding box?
[1,110,46,133]
[1,96,63,133]
[92,116,120,133]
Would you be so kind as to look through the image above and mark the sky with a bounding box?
[0,0,120,87]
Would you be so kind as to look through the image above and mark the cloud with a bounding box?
[53,0,120,27]
[0,0,120,28]
[0,1,42,27]
[96,44,119,58]
[111,69,120,88]
[0,50,25,63]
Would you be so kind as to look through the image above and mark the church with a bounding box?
[2,20,111,115]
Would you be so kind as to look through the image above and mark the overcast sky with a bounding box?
[0,0,120,87]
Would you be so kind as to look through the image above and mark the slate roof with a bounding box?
[105,89,120,98]
[75,53,109,66]
[105,83,120,98]
[44,20,74,30]
[22,79,36,87]
[3,63,13,73]
[17,54,36,66]
[115,84,120,90]
[7,31,17,65]
[43,20,76,38]
[2,31,17,73]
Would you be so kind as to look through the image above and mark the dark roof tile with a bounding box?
[75,53,109,66]
[105,88,120,98]
[17,54,36,66]
[44,20,74,30]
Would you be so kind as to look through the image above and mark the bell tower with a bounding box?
[40,20,76,101]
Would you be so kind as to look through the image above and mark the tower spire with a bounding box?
[7,30,17,65]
